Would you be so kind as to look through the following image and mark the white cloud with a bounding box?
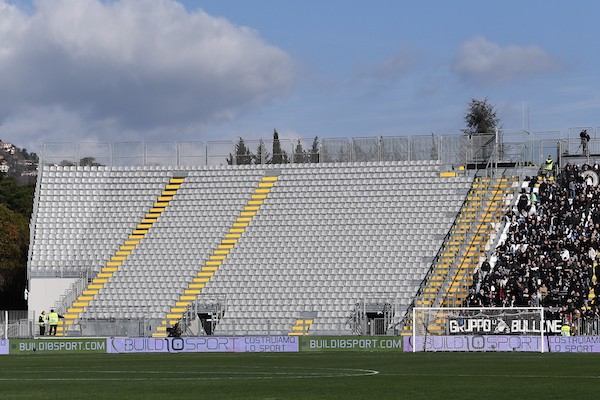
[351,51,417,91]
[0,0,296,149]
[453,36,562,85]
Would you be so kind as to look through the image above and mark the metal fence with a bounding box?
[573,316,600,335]
[37,129,600,171]
[77,318,153,337]
[4,311,600,338]
[1,310,36,339]
[40,133,554,168]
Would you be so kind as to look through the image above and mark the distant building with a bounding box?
[0,141,16,154]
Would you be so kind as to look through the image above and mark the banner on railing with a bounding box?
[446,317,562,334]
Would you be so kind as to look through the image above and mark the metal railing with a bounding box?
[434,172,496,308]
[77,316,153,337]
[54,268,94,316]
[405,180,475,320]
[440,177,497,307]
[402,152,514,326]
[573,316,600,335]
[1,310,36,339]
[38,134,530,168]
[6,312,600,338]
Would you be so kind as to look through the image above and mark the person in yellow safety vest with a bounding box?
[560,321,571,337]
[38,311,47,336]
[48,309,63,336]
[544,155,554,177]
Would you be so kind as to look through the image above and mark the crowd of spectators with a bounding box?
[465,162,600,330]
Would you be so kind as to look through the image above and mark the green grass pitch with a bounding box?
[0,352,598,399]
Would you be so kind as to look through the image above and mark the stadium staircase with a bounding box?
[152,174,279,338]
[402,171,517,335]
[55,176,186,336]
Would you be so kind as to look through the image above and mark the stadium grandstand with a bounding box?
[12,130,600,338]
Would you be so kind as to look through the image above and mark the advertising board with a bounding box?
[546,336,600,353]
[300,336,403,352]
[405,335,600,353]
[9,338,107,354]
[108,336,298,354]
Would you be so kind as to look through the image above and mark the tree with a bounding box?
[293,140,308,163]
[226,137,253,165]
[253,139,271,165]
[0,174,33,309]
[271,129,289,164]
[430,133,439,161]
[0,174,35,217]
[464,98,501,163]
[463,97,500,136]
[310,136,320,163]
[0,204,29,309]
[79,157,103,167]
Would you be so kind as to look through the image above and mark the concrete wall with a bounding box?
[28,277,77,315]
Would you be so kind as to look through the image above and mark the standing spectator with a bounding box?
[465,288,478,307]
[477,288,490,306]
[530,292,540,307]
[561,321,571,336]
[580,129,590,156]
[517,189,531,216]
[38,311,47,336]
[521,287,531,306]
[544,155,554,177]
[480,259,491,279]
[47,309,63,336]
[539,283,548,302]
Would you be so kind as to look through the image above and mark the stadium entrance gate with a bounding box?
[186,294,226,336]
[349,301,399,336]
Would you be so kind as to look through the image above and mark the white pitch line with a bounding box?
[0,368,380,381]
[379,373,600,379]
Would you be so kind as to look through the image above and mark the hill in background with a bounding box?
[0,139,35,310]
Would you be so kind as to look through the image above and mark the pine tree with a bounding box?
[253,139,271,165]
[271,129,289,164]
[293,139,308,163]
[272,129,282,164]
[227,137,252,165]
[310,136,320,163]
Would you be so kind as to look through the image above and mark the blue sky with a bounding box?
[0,0,599,152]
[190,1,596,136]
